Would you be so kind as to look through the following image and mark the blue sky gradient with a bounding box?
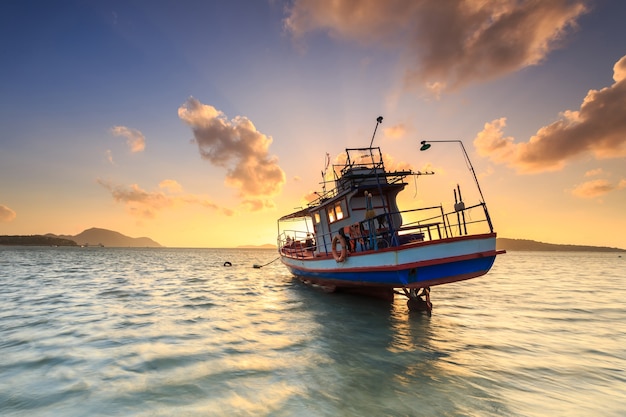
[1,0,625,248]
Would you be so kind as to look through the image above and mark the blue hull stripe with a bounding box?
[285,256,497,288]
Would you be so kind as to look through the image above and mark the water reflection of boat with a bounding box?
[277,116,505,313]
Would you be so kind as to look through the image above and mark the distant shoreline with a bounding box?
[236,244,277,249]
[0,228,161,248]
[2,234,624,252]
[0,235,78,246]
[496,238,625,252]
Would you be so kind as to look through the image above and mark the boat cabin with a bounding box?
[279,147,420,257]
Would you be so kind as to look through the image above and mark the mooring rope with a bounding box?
[253,256,280,269]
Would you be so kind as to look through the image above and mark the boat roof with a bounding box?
[278,207,311,221]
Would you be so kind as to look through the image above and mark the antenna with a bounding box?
[369,116,383,148]
[320,152,330,195]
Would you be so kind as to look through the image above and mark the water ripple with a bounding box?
[0,248,625,416]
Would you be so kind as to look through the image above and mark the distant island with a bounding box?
[237,244,277,249]
[0,227,161,248]
[496,238,625,252]
[2,229,624,251]
[0,235,78,246]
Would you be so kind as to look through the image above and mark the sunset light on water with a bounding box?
[1,248,625,416]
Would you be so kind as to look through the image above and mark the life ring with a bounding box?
[223,261,232,267]
[331,234,347,262]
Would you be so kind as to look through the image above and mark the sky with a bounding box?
[1,0,625,249]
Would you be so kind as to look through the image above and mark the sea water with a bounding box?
[0,247,624,416]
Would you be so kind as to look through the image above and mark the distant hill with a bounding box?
[497,238,625,252]
[237,244,277,249]
[55,228,162,247]
[3,230,622,251]
[0,235,78,246]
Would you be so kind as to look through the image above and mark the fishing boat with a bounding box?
[277,116,505,313]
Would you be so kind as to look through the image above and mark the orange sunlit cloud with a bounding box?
[284,0,588,92]
[302,191,318,204]
[105,149,115,165]
[474,55,626,173]
[584,168,604,177]
[97,179,232,219]
[383,152,413,172]
[110,125,146,153]
[159,179,183,193]
[384,124,407,140]
[571,178,626,199]
[0,204,17,222]
[178,97,286,211]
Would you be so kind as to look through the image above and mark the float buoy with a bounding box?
[331,234,347,262]
[223,261,232,267]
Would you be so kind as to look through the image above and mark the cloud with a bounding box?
[97,179,231,218]
[382,152,413,172]
[110,125,146,152]
[302,191,319,203]
[178,97,286,210]
[159,179,183,193]
[105,149,115,164]
[0,204,17,222]
[474,56,626,173]
[384,124,407,140]
[584,168,604,177]
[284,0,589,91]
[571,178,626,199]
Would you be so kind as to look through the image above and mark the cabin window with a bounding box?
[327,201,344,224]
[314,212,321,224]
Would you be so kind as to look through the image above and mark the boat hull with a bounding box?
[280,234,500,289]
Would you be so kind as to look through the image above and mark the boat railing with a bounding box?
[341,147,385,174]
[278,201,493,258]
[402,202,493,238]
[443,202,493,237]
[278,230,319,258]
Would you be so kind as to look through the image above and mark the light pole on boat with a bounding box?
[420,140,493,232]
[369,116,384,148]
